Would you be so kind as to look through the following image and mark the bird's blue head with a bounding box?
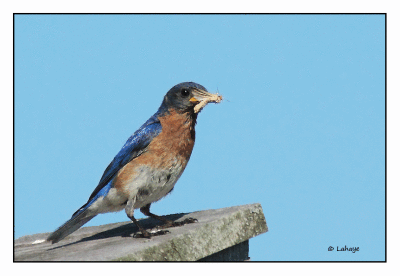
[160,82,222,114]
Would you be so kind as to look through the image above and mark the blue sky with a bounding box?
[14,14,385,261]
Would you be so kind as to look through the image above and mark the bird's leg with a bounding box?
[140,203,174,227]
[125,199,151,238]
[140,203,198,229]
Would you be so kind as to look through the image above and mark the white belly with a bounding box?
[87,160,186,215]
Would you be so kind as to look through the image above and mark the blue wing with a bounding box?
[48,110,166,243]
[86,113,162,206]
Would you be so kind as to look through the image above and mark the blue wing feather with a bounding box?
[87,113,163,202]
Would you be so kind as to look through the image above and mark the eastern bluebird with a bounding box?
[47,82,222,243]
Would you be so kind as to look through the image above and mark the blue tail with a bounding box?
[47,202,96,244]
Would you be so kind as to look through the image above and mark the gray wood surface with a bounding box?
[14,203,268,261]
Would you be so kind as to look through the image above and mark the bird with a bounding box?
[47,82,222,244]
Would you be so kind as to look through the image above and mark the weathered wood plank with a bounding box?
[14,203,268,261]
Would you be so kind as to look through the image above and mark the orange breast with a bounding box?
[113,109,196,193]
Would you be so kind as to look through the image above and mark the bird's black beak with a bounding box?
[189,88,223,113]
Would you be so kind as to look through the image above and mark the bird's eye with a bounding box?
[180,89,190,97]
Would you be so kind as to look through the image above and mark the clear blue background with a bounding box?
[14,14,385,261]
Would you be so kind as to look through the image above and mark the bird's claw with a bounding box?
[133,218,198,238]
[156,217,198,229]
[177,217,198,226]
[133,229,170,238]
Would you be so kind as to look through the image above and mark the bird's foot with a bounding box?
[173,217,198,227]
[133,229,170,239]
[156,217,198,229]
